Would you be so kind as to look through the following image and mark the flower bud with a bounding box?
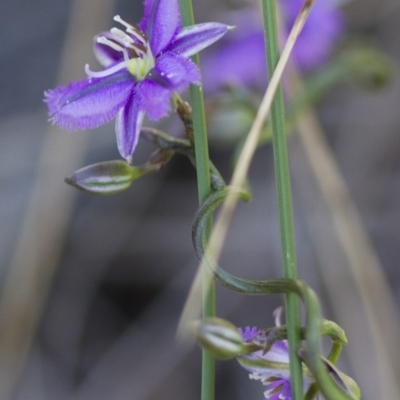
[65,160,148,195]
[190,318,246,360]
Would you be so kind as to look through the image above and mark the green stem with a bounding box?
[261,1,303,399]
[178,2,215,400]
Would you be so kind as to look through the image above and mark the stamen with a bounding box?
[130,23,147,41]
[132,42,147,55]
[128,48,140,58]
[97,36,129,61]
[113,15,146,44]
[110,27,136,46]
[97,36,123,52]
[85,61,128,79]
[109,28,146,57]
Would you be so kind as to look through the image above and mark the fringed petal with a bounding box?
[168,22,233,58]
[154,52,200,90]
[44,71,135,131]
[115,94,145,162]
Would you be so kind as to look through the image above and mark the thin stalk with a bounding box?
[178,2,215,400]
[261,0,303,398]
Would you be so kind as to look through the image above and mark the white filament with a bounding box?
[110,28,136,47]
[97,36,129,62]
[114,15,145,44]
[97,36,123,52]
[85,61,128,78]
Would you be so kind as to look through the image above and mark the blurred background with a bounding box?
[1,0,400,399]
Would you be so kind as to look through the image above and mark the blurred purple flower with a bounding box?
[281,0,345,70]
[203,0,345,91]
[237,310,313,400]
[45,0,232,163]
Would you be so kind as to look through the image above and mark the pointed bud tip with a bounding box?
[64,160,136,195]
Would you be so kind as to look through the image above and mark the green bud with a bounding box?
[190,318,245,360]
[65,160,149,195]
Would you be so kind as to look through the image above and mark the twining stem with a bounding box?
[178,2,215,400]
[191,187,359,400]
[261,0,303,398]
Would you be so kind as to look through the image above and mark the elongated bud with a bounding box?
[190,318,246,360]
[65,160,149,195]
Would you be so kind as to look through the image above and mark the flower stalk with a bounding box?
[178,2,216,400]
[261,0,303,398]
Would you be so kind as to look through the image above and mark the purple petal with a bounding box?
[93,32,124,67]
[168,22,233,58]
[115,93,145,162]
[239,327,261,342]
[138,0,153,31]
[136,79,171,120]
[45,71,135,131]
[143,0,181,56]
[265,340,290,363]
[154,52,200,90]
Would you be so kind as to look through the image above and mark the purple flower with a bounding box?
[202,0,345,91]
[281,0,345,70]
[45,0,232,163]
[237,309,313,400]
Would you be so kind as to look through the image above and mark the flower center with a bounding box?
[126,55,154,81]
[85,15,155,81]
